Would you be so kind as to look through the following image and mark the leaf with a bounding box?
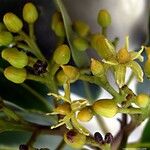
[54,0,90,67]
[141,119,150,143]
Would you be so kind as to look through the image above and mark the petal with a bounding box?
[71,114,89,136]
[105,38,116,55]
[114,64,126,87]
[102,58,118,65]
[127,61,143,82]
[130,46,144,61]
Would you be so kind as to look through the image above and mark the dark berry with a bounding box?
[66,130,77,142]
[33,60,48,75]
[19,144,28,150]
[94,132,103,143]
[104,132,113,144]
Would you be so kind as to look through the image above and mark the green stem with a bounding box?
[27,74,47,83]
[46,62,59,93]
[127,142,150,148]
[19,31,45,60]
[102,27,107,37]
[21,83,53,112]
[17,43,34,53]
[63,81,71,101]
[118,107,143,114]
[29,23,35,41]
[79,74,120,101]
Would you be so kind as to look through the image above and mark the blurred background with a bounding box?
[0,0,150,149]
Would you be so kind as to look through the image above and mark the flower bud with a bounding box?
[51,11,62,31]
[135,93,150,108]
[3,12,23,33]
[144,59,150,78]
[117,48,130,64]
[73,37,89,51]
[97,9,111,28]
[61,65,80,81]
[64,130,86,149]
[73,20,90,37]
[55,103,71,115]
[4,66,27,83]
[92,99,118,118]
[53,44,70,65]
[2,48,28,68]
[90,58,105,77]
[91,34,115,59]
[0,22,6,32]
[23,2,38,24]
[77,107,93,122]
[0,31,13,46]
[56,70,68,85]
[54,21,65,37]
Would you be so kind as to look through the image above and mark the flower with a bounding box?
[47,92,89,136]
[102,36,144,87]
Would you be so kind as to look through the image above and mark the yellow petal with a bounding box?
[127,61,143,82]
[130,46,144,61]
[114,65,126,87]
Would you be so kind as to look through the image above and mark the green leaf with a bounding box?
[141,119,150,143]
[54,0,90,67]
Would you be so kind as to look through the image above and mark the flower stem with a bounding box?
[19,31,45,60]
[79,74,121,101]
[27,74,47,83]
[118,107,143,114]
[29,23,35,41]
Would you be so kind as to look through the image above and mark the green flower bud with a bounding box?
[64,130,86,149]
[56,70,68,85]
[53,44,70,65]
[61,65,80,81]
[2,48,28,68]
[54,21,65,37]
[3,12,23,33]
[0,31,13,46]
[91,34,115,59]
[4,66,27,83]
[92,99,118,118]
[51,11,62,31]
[77,107,93,122]
[97,9,111,28]
[73,37,89,51]
[73,20,90,37]
[144,59,150,78]
[23,2,38,24]
[0,22,6,32]
[90,58,105,77]
[135,93,150,108]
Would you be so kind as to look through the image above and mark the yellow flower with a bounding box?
[103,36,144,87]
[47,92,89,136]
